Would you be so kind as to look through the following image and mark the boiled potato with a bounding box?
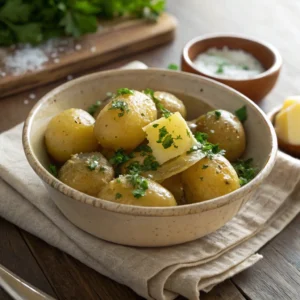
[193,109,246,162]
[94,90,157,150]
[98,175,177,207]
[161,174,185,204]
[45,108,98,163]
[182,155,240,203]
[58,152,114,196]
[154,91,187,118]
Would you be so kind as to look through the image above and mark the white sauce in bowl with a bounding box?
[193,46,265,79]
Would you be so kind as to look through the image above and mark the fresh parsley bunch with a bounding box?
[0,0,165,46]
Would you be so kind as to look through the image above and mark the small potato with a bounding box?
[45,108,98,163]
[98,175,177,207]
[160,174,185,204]
[182,155,240,203]
[154,91,187,118]
[94,90,157,150]
[58,152,114,196]
[194,109,246,162]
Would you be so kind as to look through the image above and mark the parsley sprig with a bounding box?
[126,173,149,199]
[233,158,256,186]
[143,88,172,118]
[117,88,134,96]
[49,164,58,177]
[235,105,247,123]
[88,101,102,116]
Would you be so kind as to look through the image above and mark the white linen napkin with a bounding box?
[0,61,300,300]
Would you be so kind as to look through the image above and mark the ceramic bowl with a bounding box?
[181,33,282,103]
[23,69,277,247]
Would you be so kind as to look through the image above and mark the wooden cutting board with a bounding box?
[0,13,177,98]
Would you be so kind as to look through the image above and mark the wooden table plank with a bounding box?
[22,231,143,300]
[0,218,57,299]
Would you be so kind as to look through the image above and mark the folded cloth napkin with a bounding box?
[1,62,300,300]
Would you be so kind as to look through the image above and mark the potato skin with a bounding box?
[182,155,240,203]
[194,110,246,162]
[58,152,114,196]
[45,108,98,163]
[160,174,185,204]
[94,91,157,150]
[98,175,177,207]
[154,91,187,118]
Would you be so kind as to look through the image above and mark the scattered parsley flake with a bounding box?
[153,124,159,128]
[156,126,168,143]
[115,192,122,199]
[162,134,174,149]
[100,166,106,172]
[49,164,58,177]
[109,100,130,117]
[126,173,149,198]
[215,110,221,120]
[109,149,131,166]
[167,63,179,70]
[242,65,249,70]
[86,156,100,170]
[186,129,191,137]
[175,135,182,140]
[200,177,204,181]
[235,105,247,123]
[233,158,256,186]
[202,164,209,169]
[117,88,134,96]
[88,100,102,116]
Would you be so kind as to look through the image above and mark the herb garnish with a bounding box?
[235,105,247,123]
[144,88,172,118]
[187,131,225,158]
[153,124,159,128]
[215,110,221,120]
[233,158,256,186]
[115,193,122,199]
[126,173,149,198]
[109,100,130,117]
[49,164,58,177]
[86,156,100,170]
[109,149,132,166]
[134,144,153,156]
[242,65,249,70]
[156,126,178,149]
[117,88,134,96]
[167,63,179,70]
[88,100,102,116]
[202,164,209,169]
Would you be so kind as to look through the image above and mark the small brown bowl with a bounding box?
[181,33,282,103]
[268,106,300,158]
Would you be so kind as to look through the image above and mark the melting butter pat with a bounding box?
[143,112,198,164]
[275,97,300,145]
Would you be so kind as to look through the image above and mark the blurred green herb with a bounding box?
[88,100,102,116]
[167,63,179,70]
[235,105,247,123]
[233,158,256,186]
[117,88,134,96]
[0,0,165,46]
[49,164,58,177]
[109,100,129,117]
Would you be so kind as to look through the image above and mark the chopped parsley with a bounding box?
[202,164,209,169]
[126,154,159,174]
[187,131,226,158]
[143,88,172,118]
[49,164,58,177]
[88,100,102,116]
[200,177,204,181]
[167,63,179,70]
[216,65,224,74]
[109,100,130,117]
[109,149,132,166]
[215,110,221,120]
[117,88,134,96]
[86,156,100,170]
[115,193,122,199]
[162,134,174,149]
[235,105,247,123]
[134,144,153,156]
[233,158,256,186]
[126,173,149,198]
[156,126,178,149]
[153,124,159,128]
[100,166,106,172]
[242,65,249,70]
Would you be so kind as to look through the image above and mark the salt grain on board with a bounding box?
[5,47,49,75]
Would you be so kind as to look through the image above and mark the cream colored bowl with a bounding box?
[23,69,277,247]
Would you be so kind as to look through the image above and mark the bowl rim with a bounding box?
[23,68,278,217]
[182,32,282,82]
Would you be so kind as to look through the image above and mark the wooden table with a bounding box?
[1,0,300,299]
